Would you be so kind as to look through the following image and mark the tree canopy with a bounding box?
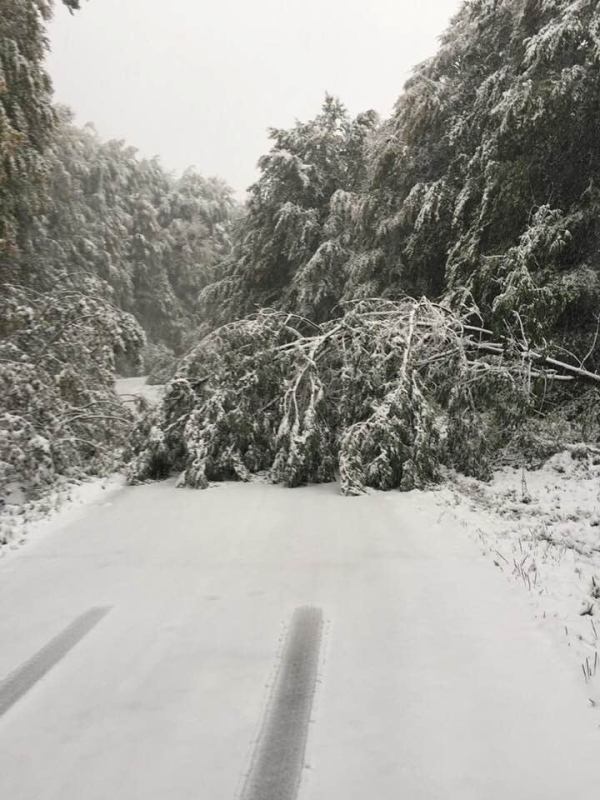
[350,0,600,351]
[34,109,238,350]
[0,0,238,501]
[142,0,600,494]
[3,0,600,503]
[199,0,600,361]
[199,97,378,329]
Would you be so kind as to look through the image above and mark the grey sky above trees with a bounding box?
[47,0,462,195]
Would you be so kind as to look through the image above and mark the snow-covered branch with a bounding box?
[129,297,599,495]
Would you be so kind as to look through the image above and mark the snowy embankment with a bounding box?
[439,448,600,706]
[0,475,125,562]
[0,377,160,556]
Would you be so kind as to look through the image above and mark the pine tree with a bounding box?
[1,1,148,503]
[0,1,85,279]
[352,0,600,353]
[200,97,377,327]
[28,109,238,350]
[1,284,145,500]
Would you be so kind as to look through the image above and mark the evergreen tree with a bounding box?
[1,283,145,500]
[0,1,85,279]
[29,109,238,350]
[200,97,377,326]
[0,1,147,503]
[140,1,600,496]
[353,0,600,352]
[1,0,54,278]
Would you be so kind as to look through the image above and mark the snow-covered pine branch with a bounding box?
[128,297,598,495]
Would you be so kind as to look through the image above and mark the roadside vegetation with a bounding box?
[1,0,600,511]
[131,0,600,493]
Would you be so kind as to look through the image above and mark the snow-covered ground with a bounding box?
[0,475,125,561]
[0,480,599,799]
[439,448,600,708]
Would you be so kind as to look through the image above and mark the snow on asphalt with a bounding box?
[0,480,599,799]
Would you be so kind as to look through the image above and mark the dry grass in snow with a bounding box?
[439,447,600,709]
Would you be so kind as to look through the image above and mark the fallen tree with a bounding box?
[127,297,599,495]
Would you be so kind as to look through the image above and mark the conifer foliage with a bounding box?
[135,0,600,494]
[1,283,144,499]
[1,0,58,275]
[4,0,600,503]
[32,109,238,351]
[199,97,378,329]
[353,0,600,352]
[0,1,148,503]
[128,297,535,495]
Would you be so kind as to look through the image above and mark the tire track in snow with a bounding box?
[240,606,323,800]
[0,607,111,718]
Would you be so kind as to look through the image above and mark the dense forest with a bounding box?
[2,0,600,503]
[0,0,237,499]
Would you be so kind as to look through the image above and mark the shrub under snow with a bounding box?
[0,284,145,502]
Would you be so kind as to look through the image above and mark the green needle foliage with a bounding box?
[350,0,600,352]
[1,283,144,498]
[4,0,600,502]
[129,297,538,494]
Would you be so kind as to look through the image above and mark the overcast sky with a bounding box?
[47,0,462,195]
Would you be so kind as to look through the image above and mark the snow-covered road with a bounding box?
[0,481,599,799]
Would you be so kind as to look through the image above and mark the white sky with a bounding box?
[47,0,462,194]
